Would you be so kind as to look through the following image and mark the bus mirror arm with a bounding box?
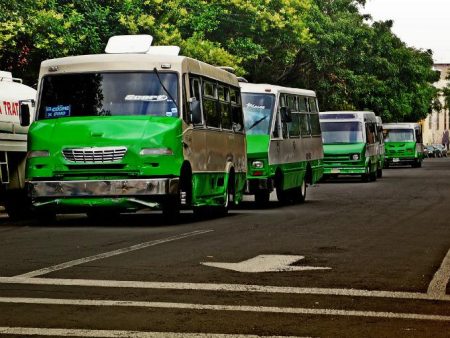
[19,100,33,127]
[189,98,202,124]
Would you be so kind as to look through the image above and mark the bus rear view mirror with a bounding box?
[189,98,202,124]
[19,102,31,127]
[280,107,292,123]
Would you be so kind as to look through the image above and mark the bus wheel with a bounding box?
[293,179,307,204]
[377,167,383,178]
[255,191,270,207]
[370,169,377,181]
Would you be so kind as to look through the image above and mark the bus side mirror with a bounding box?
[19,103,31,127]
[189,98,202,124]
[280,107,292,123]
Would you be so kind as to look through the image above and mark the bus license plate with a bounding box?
[331,168,340,173]
[393,158,399,163]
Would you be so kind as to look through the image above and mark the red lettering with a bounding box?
[5,102,11,115]
[12,102,19,116]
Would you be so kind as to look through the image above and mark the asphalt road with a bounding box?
[0,158,449,337]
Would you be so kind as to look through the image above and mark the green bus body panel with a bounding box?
[323,143,376,175]
[27,116,184,179]
[385,141,422,160]
[192,171,246,207]
[245,134,323,192]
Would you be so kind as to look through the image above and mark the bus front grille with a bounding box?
[62,147,127,163]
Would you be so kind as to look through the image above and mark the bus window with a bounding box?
[189,76,203,125]
[219,86,232,130]
[366,123,376,144]
[308,97,318,113]
[299,96,308,112]
[300,113,310,137]
[310,113,321,136]
[230,88,243,132]
[203,81,220,128]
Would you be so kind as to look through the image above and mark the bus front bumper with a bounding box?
[29,178,179,199]
[323,166,367,175]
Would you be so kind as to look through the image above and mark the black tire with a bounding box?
[4,190,32,220]
[292,179,307,204]
[376,167,383,178]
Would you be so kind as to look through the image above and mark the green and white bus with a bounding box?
[383,123,424,168]
[20,35,247,219]
[240,82,324,206]
[319,111,381,181]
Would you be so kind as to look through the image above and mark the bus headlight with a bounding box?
[252,160,264,168]
[351,154,360,160]
[27,150,50,159]
[140,148,173,155]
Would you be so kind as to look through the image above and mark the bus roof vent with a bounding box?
[320,113,356,119]
[0,71,13,82]
[146,46,180,56]
[237,77,248,83]
[217,66,235,74]
[105,35,153,54]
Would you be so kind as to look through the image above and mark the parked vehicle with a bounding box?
[0,71,36,218]
[383,123,424,167]
[319,111,381,182]
[425,145,439,158]
[433,144,447,157]
[20,35,247,220]
[240,82,324,206]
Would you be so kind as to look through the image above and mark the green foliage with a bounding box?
[0,0,438,122]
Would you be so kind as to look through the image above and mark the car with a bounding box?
[425,145,439,158]
[433,144,448,157]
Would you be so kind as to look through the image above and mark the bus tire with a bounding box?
[376,168,382,178]
[4,190,32,220]
[370,168,377,181]
[293,179,307,204]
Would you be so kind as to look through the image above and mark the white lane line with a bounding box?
[0,327,302,338]
[1,276,449,302]
[15,230,213,278]
[0,297,449,322]
[428,248,450,298]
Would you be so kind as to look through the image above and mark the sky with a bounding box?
[361,0,450,63]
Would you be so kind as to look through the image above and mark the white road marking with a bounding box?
[428,248,450,298]
[15,230,213,278]
[1,277,449,302]
[0,297,449,321]
[201,255,331,273]
[0,327,302,338]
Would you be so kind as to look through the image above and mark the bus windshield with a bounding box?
[321,121,364,144]
[383,129,414,142]
[38,72,178,119]
[242,93,275,135]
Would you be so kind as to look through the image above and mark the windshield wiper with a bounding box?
[248,115,268,131]
[153,67,179,113]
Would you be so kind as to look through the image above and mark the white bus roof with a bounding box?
[320,111,377,123]
[239,82,316,97]
[39,54,239,87]
[382,122,420,130]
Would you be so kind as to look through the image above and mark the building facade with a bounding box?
[422,63,450,145]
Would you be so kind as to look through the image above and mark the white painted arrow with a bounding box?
[201,255,331,273]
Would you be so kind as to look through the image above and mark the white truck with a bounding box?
[0,71,36,218]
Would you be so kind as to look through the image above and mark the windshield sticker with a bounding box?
[45,105,71,118]
[166,112,173,117]
[125,95,168,102]
[171,108,178,114]
[246,103,266,110]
